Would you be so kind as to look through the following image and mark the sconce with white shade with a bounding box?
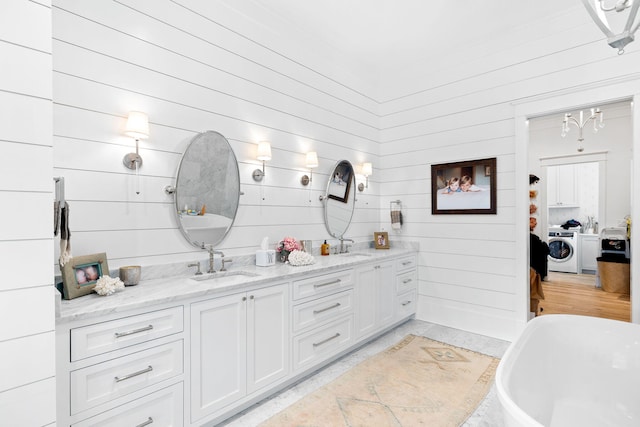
[300,151,318,186]
[358,162,372,191]
[252,141,271,181]
[122,111,149,195]
[123,111,149,169]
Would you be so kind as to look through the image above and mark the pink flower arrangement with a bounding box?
[277,237,300,252]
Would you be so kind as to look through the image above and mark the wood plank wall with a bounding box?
[377,5,640,339]
[0,0,56,425]
[51,0,381,272]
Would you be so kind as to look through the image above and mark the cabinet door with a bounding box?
[247,284,289,394]
[548,164,577,206]
[355,265,377,338]
[556,164,577,205]
[355,261,395,338]
[581,236,599,271]
[191,293,246,423]
[376,262,395,327]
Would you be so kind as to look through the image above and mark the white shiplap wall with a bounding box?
[0,0,56,425]
[51,0,381,273]
[377,8,640,340]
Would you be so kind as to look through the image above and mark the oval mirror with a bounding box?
[174,131,240,248]
[323,160,357,238]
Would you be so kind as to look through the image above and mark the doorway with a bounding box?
[514,79,640,332]
[528,101,631,321]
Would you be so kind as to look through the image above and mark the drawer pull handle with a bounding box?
[114,325,153,338]
[401,300,412,306]
[115,365,153,382]
[314,279,341,288]
[136,417,154,427]
[402,278,412,284]
[402,261,412,266]
[313,303,341,315]
[313,332,341,347]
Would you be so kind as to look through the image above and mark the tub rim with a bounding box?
[496,314,637,427]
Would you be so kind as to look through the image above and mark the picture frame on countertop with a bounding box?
[374,231,390,249]
[61,252,108,300]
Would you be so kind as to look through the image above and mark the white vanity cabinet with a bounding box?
[395,255,418,321]
[190,283,289,423]
[291,269,355,372]
[354,260,395,338]
[56,306,185,426]
[56,249,418,426]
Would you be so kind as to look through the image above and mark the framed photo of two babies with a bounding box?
[431,158,497,215]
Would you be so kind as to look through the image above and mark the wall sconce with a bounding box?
[122,111,149,195]
[358,162,372,191]
[300,151,318,186]
[252,141,271,181]
[122,111,149,169]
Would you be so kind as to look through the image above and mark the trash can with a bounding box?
[597,257,630,294]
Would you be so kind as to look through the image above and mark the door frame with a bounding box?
[514,76,640,334]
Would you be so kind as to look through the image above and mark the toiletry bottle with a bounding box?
[321,240,330,256]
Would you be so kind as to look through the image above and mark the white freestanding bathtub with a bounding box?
[496,315,640,427]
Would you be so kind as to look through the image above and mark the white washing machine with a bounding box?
[548,226,579,273]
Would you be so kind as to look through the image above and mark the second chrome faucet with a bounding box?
[207,246,225,273]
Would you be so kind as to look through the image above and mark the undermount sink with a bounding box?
[190,270,260,282]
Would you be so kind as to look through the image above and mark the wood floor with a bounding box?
[538,271,630,322]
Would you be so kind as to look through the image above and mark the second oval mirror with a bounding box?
[323,160,356,238]
[174,130,240,248]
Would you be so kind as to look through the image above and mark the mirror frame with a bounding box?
[323,159,357,239]
[174,130,240,248]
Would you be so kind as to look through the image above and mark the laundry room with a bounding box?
[528,99,632,295]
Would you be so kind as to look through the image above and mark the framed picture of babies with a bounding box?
[431,158,497,215]
[61,252,109,300]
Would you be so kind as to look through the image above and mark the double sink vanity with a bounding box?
[55,248,418,426]
[55,130,419,426]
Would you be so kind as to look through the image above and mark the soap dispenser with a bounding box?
[321,240,330,256]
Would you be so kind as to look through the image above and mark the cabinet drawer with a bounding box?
[70,340,183,415]
[292,289,353,333]
[293,316,353,371]
[72,382,183,427]
[71,306,183,361]
[396,255,417,273]
[396,270,417,294]
[292,269,354,301]
[396,290,417,321]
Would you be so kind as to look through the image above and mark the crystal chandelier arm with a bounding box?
[583,0,616,37]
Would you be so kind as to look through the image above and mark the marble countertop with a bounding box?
[57,246,417,324]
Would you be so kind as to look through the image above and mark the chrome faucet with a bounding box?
[339,238,354,254]
[188,261,202,275]
[220,257,233,272]
[207,246,224,273]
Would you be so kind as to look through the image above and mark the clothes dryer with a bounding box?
[548,226,579,273]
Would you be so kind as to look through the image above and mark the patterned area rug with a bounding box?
[261,335,499,427]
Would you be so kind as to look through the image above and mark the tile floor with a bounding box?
[223,319,511,426]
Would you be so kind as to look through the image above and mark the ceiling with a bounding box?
[251,0,582,70]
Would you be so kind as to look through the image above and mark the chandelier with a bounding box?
[561,108,605,152]
[582,0,640,54]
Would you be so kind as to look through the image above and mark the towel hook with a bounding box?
[54,176,65,205]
